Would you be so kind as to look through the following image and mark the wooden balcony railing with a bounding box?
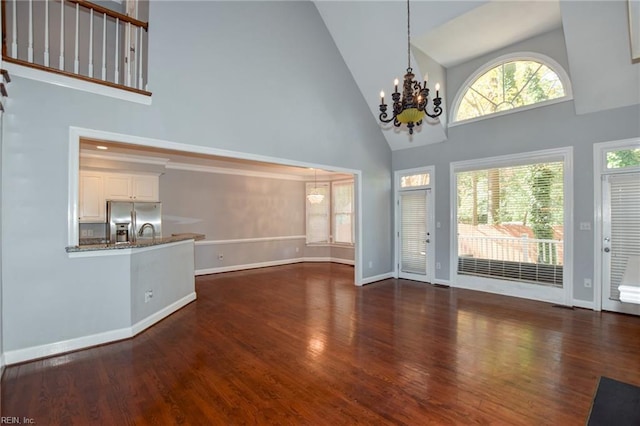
[1,0,150,96]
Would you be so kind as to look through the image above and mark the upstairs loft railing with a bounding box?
[1,0,150,96]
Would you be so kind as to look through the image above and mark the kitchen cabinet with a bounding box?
[79,171,160,222]
[104,173,159,202]
[79,172,105,222]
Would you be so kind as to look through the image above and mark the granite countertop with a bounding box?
[67,233,205,253]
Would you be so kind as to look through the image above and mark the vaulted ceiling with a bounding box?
[315,0,640,151]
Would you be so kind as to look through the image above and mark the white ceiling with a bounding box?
[413,0,562,68]
[315,0,564,151]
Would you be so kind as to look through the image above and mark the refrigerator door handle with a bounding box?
[131,210,137,243]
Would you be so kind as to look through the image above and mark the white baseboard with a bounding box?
[131,292,197,336]
[195,257,354,276]
[4,292,197,366]
[4,326,131,366]
[433,279,452,286]
[0,353,5,377]
[359,272,394,286]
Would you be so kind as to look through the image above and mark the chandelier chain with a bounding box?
[407,0,411,70]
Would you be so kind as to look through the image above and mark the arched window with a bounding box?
[452,53,572,123]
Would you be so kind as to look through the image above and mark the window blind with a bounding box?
[608,173,640,300]
[400,191,427,275]
[332,181,354,244]
[456,161,564,286]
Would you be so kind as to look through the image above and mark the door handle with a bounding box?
[604,247,610,253]
[426,239,430,243]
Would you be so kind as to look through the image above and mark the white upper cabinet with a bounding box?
[131,175,160,201]
[79,171,160,222]
[104,173,159,202]
[79,172,105,222]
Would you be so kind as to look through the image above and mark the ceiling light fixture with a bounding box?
[96,145,108,150]
[307,169,324,204]
[379,0,443,135]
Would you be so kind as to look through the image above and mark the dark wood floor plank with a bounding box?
[3,263,640,425]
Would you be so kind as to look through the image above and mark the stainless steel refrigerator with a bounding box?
[107,201,162,244]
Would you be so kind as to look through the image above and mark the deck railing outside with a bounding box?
[459,235,563,265]
[2,0,150,95]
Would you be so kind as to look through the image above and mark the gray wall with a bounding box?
[1,1,391,355]
[161,170,305,240]
[392,27,640,303]
[161,168,355,271]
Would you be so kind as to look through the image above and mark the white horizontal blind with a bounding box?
[306,183,329,244]
[608,173,640,300]
[456,161,564,286]
[332,181,354,244]
[400,191,427,275]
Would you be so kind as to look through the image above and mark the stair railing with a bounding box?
[1,0,150,95]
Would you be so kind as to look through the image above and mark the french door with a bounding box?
[398,189,432,283]
[601,172,640,315]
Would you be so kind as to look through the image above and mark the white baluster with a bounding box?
[74,3,79,73]
[125,22,130,86]
[101,13,106,80]
[59,0,65,70]
[88,9,94,77]
[11,0,17,57]
[44,0,50,66]
[114,18,119,84]
[133,26,139,88]
[138,30,144,90]
[28,0,34,62]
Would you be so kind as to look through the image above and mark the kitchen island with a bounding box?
[43,233,205,363]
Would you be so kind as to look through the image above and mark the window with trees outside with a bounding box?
[454,56,568,123]
[456,160,564,286]
[306,181,354,245]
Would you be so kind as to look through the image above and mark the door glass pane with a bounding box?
[608,173,640,300]
[401,191,427,275]
[400,173,430,188]
[606,149,640,169]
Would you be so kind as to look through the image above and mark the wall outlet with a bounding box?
[436,262,441,270]
[295,247,299,253]
[218,253,224,261]
[80,229,88,237]
[87,229,94,237]
[584,278,592,288]
[368,261,373,268]
[144,290,153,303]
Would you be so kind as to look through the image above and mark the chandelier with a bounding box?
[307,169,324,204]
[379,0,443,135]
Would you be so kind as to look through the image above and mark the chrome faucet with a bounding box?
[138,223,156,240]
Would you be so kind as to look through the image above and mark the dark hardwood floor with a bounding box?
[2,263,640,425]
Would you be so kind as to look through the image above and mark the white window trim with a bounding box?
[449,52,573,128]
[449,147,574,306]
